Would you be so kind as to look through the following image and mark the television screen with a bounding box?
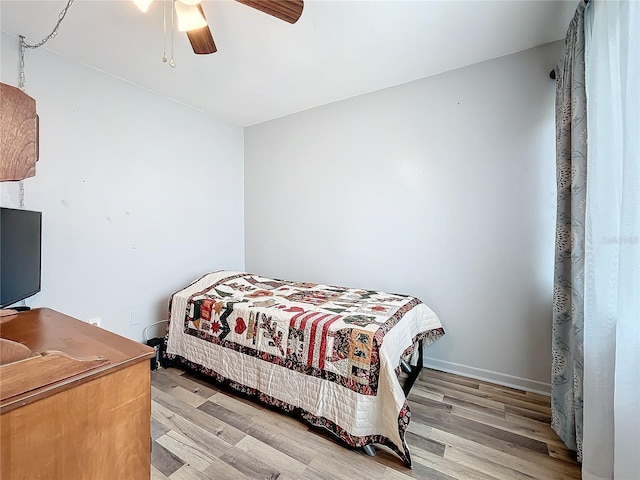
[1,208,42,308]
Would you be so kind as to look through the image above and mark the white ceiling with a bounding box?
[1,0,575,126]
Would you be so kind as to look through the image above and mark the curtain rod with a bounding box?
[550,0,590,80]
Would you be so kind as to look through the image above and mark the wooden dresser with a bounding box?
[0,308,155,480]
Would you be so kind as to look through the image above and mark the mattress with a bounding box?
[165,271,444,465]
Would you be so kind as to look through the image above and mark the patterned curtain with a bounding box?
[551,0,588,462]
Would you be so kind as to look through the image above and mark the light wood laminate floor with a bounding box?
[150,367,581,480]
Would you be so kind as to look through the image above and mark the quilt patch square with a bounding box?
[285,290,342,305]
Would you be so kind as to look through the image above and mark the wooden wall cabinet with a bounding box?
[0,83,39,181]
[0,308,155,479]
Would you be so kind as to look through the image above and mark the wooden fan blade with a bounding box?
[187,26,217,54]
[235,0,304,24]
[186,4,217,54]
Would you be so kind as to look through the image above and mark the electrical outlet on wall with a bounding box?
[88,317,101,328]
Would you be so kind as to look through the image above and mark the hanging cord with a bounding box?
[18,182,25,209]
[18,0,76,90]
[17,36,26,209]
[17,0,76,210]
[143,320,170,342]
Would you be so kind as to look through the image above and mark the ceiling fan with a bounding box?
[133,0,304,55]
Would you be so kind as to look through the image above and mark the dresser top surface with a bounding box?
[0,308,154,412]
[1,308,154,362]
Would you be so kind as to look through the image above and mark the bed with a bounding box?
[164,271,445,466]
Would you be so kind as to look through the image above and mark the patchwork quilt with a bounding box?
[165,271,444,465]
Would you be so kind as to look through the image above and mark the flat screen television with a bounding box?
[1,207,42,308]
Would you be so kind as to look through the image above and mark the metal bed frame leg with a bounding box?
[362,444,377,457]
[401,339,424,397]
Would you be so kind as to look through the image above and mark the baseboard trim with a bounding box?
[423,357,551,396]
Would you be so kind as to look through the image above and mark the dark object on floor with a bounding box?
[146,337,164,370]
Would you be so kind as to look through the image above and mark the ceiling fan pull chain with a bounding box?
[169,0,176,67]
[162,0,168,63]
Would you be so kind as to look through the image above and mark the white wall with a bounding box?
[245,42,562,393]
[1,32,245,341]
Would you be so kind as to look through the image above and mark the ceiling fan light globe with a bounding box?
[175,1,208,31]
[133,0,154,13]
